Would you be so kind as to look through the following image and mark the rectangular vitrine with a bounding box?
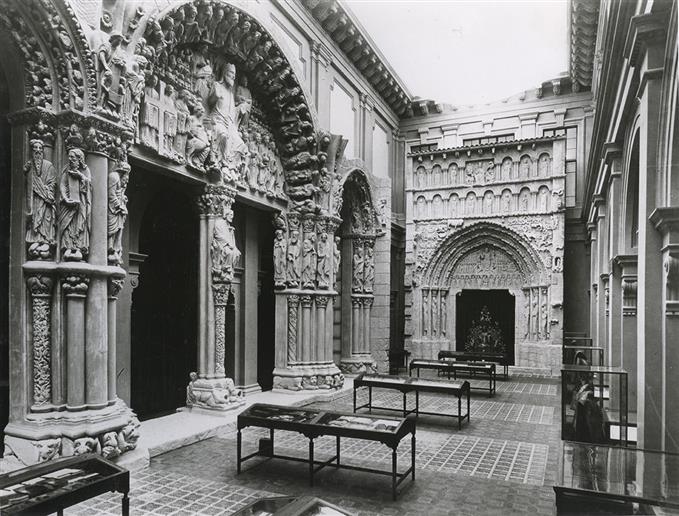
[562,346,604,366]
[561,365,628,445]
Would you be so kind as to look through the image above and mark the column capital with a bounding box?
[62,274,90,297]
[26,274,54,297]
[315,295,329,308]
[300,295,313,308]
[197,184,237,217]
[108,277,124,299]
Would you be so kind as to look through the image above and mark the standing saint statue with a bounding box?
[286,230,301,287]
[301,238,317,289]
[207,62,250,176]
[211,205,241,282]
[316,232,331,289]
[24,139,56,258]
[59,148,91,261]
[352,243,364,293]
[273,229,287,288]
[363,244,375,293]
[107,162,130,265]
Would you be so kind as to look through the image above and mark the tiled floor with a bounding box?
[66,372,561,515]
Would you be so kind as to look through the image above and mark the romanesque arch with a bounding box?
[0,0,139,467]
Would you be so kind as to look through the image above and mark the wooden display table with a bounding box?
[0,453,129,515]
[353,373,471,429]
[437,350,509,379]
[554,441,679,514]
[408,359,496,397]
[237,403,416,500]
[232,495,355,515]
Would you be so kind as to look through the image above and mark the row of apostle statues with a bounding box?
[273,229,340,290]
[24,138,130,265]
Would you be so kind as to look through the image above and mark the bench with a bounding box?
[437,350,509,379]
[353,373,470,429]
[237,403,416,500]
[409,359,496,397]
[0,453,129,516]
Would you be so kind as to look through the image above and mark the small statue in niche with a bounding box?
[257,134,271,192]
[465,165,475,184]
[316,232,331,289]
[422,292,429,336]
[211,205,241,282]
[286,230,301,287]
[531,291,539,338]
[541,288,549,338]
[161,84,178,158]
[107,162,130,265]
[24,139,57,259]
[432,294,439,336]
[301,237,317,289]
[485,162,495,182]
[273,229,287,288]
[523,290,530,338]
[121,57,146,134]
[59,148,92,261]
[352,243,364,292]
[501,190,512,213]
[363,244,375,293]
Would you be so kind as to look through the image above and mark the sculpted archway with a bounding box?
[0,0,139,468]
[334,164,381,374]
[411,222,558,368]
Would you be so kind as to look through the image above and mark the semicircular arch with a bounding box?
[423,221,548,287]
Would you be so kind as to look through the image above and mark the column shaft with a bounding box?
[66,295,86,409]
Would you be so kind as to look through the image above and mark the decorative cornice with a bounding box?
[408,135,560,159]
[299,0,411,116]
[569,0,600,90]
[624,12,668,66]
[650,207,679,233]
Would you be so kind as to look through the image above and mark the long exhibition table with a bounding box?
[408,359,496,397]
[353,373,471,429]
[236,403,416,500]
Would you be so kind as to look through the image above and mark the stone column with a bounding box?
[617,256,638,413]
[107,278,124,405]
[362,297,374,354]
[588,224,598,341]
[26,275,54,412]
[650,207,679,453]
[85,150,109,409]
[186,185,244,412]
[272,214,343,391]
[64,274,88,410]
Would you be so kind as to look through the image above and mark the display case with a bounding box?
[563,336,593,348]
[232,495,355,516]
[561,365,629,445]
[554,441,679,515]
[562,346,604,366]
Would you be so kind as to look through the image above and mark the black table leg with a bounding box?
[369,386,372,413]
[336,435,341,465]
[122,493,129,516]
[458,395,462,430]
[353,386,357,412]
[403,391,407,417]
[467,389,471,423]
[489,372,492,398]
[270,428,275,456]
[415,390,419,416]
[392,448,398,501]
[237,429,242,474]
[411,433,416,480]
[309,438,315,486]
[58,510,63,516]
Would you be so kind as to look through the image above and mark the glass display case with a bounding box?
[561,365,629,445]
[563,336,593,348]
[562,346,604,366]
[554,441,679,515]
[232,496,355,516]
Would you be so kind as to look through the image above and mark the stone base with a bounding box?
[272,363,344,391]
[339,356,377,375]
[2,399,140,468]
[186,376,246,411]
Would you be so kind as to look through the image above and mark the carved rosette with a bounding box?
[26,275,53,408]
[287,295,299,363]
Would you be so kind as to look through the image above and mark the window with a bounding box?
[462,134,514,147]
[544,127,578,207]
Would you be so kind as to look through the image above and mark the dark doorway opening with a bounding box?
[0,65,10,452]
[256,210,275,391]
[456,290,515,365]
[131,187,198,420]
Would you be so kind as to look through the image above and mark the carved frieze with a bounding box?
[287,294,299,363]
[26,275,53,408]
